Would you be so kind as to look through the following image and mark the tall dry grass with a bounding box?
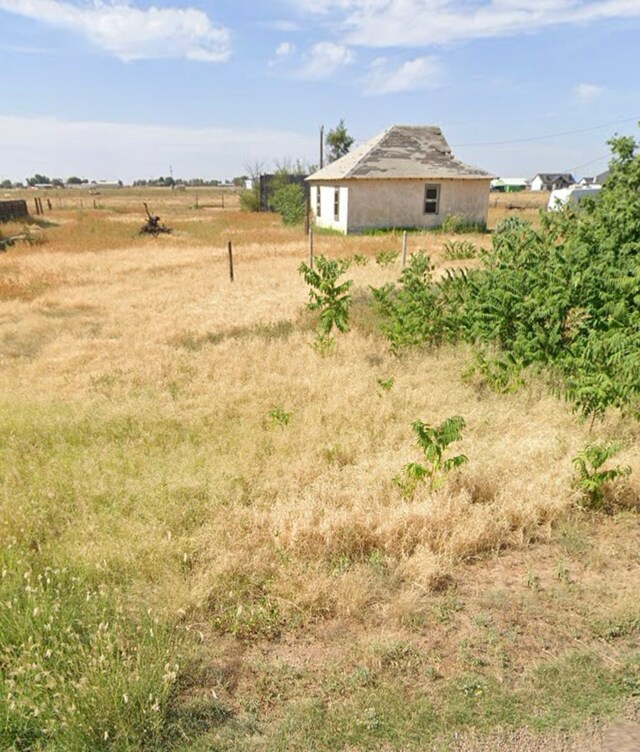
[1,195,638,748]
[2,217,636,625]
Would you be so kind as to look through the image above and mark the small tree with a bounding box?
[272,183,305,225]
[325,119,354,163]
[397,416,468,496]
[26,174,51,186]
[299,256,353,352]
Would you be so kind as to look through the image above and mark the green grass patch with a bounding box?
[0,550,179,751]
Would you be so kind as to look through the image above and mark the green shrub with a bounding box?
[464,138,640,420]
[375,249,399,267]
[371,252,446,352]
[272,183,305,226]
[442,239,478,260]
[572,443,632,509]
[299,256,353,352]
[239,188,260,212]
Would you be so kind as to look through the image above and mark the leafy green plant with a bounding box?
[572,443,632,509]
[267,405,292,428]
[299,256,353,351]
[351,253,369,266]
[375,249,399,267]
[442,239,478,260]
[441,214,486,234]
[396,415,468,496]
[239,188,260,212]
[271,183,305,225]
[377,377,394,394]
[372,252,450,352]
[463,349,524,394]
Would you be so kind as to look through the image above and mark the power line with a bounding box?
[562,154,609,175]
[452,116,639,148]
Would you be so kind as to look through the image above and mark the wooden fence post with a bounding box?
[402,230,407,268]
[228,240,234,282]
[303,196,310,236]
[308,230,314,269]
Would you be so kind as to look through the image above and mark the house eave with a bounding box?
[306,174,495,183]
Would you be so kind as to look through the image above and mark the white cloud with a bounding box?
[275,41,295,57]
[0,115,318,182]
[0,0,230,61]
[573,82,605,103]
[365,55,443,95]
[268,40,296,67]
[300,41,354,79]
[287,0,640,47]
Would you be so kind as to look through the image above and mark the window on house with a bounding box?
[424,184,440,214]
[316,186,321,218]
[334,187,340,221]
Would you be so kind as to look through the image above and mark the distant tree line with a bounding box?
[0,174,249,189]
[3,120,355,193]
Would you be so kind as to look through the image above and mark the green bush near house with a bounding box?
[272,184,305,226]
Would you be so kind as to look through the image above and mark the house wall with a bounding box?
[311,185,349,233]
[530,177,548,191]
[344,178,490,233]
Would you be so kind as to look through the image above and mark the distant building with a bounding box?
[306,125,493,234]
[530,173,576,191]
[490,178,529,193]
[90,180,123,189]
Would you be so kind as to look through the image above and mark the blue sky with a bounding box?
[1,0,639,182]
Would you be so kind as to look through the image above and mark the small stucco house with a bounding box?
[306,125,493,234]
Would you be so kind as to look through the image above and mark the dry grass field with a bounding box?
[0,188,638,751]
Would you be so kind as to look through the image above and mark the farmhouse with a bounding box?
[530,173,576,191]
[306,125,493,234]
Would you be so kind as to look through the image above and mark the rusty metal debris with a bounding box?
[139,203,172,236]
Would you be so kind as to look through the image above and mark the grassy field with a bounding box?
[0,189,638,751]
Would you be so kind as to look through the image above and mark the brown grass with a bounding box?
[1,188,637,749]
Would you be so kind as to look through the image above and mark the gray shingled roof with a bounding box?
[307,125,493,181]
[533,173,575,182]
